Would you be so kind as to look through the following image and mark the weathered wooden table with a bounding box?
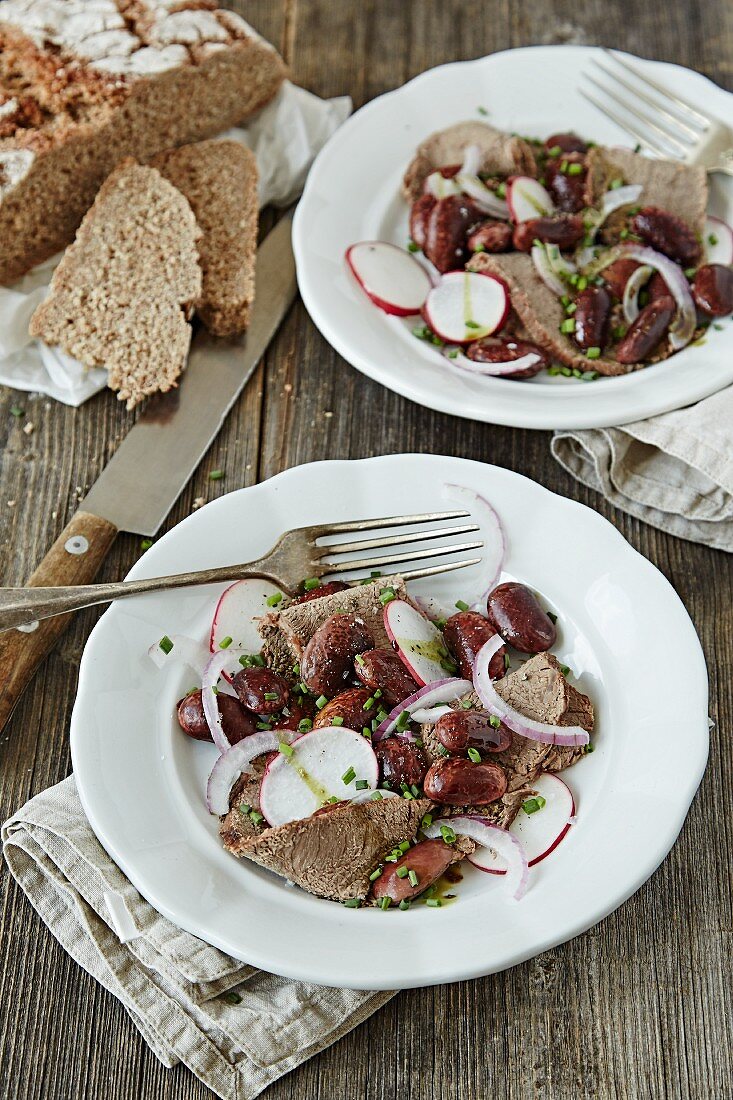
[1,3,731,1097]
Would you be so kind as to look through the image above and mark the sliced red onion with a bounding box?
[473,637,589,747]
[410,704,454,724]
[545,243,577,280]
[202,650,238,754]
[425,171,461,200]
[423,815,529,900]
[147,634,209,676]
[600,183,643,219]
[449,349,542,377]
[460,143,481,177]
[442,483,506,607]
[206,729,296,815]
[622,263,653,323]
[349,787,400,805]
[531,244,566,296]
[373,677,473,741]
[455,174,510,219]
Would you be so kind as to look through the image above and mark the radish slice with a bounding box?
[384,598,459,686]
[473,636,590,747]
[622,263,653,324]
[423,271,509,344]
[423,815,529,900]
[210,578,282,655]
[148,633,209,676]
[206,729,295,815]
[373,677,473,741]
[346,242,432,317]
[469,774,575,874]
[442,483,506,609]
[507,176,555,222]
[705,215,733,265]
[450,349,542,377]
[259,727,379,827]
[424,171,462,199]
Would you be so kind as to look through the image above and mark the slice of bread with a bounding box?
[154,140,258,337]
[30,159,202,409]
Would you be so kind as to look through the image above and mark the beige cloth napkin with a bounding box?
[552,385,733,551]
[2,776,394,1100]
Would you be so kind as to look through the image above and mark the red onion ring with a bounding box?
[622,263,653,323]
[202,650,239,754]
[459,143,481,177]
[410,704,454,724]
[473,637,589,747]
[206,729,296,815]
[531,244,566,296]
[373,677,473,741]
[423,815,529,900]
[450,349,543,377]
[442,483,505,608]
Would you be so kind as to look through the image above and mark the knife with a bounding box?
[0,214,297,731]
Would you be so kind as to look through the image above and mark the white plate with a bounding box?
[71,455,708,989]
[293,46,733,429]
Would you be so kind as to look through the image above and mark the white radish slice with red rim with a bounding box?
[384,598,459,687]
[704,215,733,265]
[507,176,555,222]
[206,729,295,815]
[468,774,575,873]
[442,483,506,609]
[210,578,282,655]
[259,726,379,827]
[423,816,529,900]
[346,242,432,317]
[423,271,509,344]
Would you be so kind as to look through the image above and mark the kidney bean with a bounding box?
[424,194,482,273]
[433,710,512,755]
[486,582,557,653]
[467,219,513,254]
[372,839,455,903]
[290,580,349,606]
[176,689,256,744]
[544,132,589,154]
[232,666,290,715]
[409,193,436,251]
[443,611,507,679]
[312,687,374,731]
[646,270,671,303]
[632,207,702,266]
[466,337,548,380]
[277,695,316,732]
[692,264,733,317]
[374,737,428,790]
[354,648,419,708]
[544,156,587,213]
[602,258,641,299]
[573,285,611,351]
[615,295,676,364]
[512,215,584,253]
[423,757,507,804]
[300,613,374,698]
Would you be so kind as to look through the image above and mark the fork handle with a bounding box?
[0,511,118,732]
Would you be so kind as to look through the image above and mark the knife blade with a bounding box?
[0,213,297,730]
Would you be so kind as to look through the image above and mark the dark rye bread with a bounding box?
[0,0,285,285]
[154,140,258,337]
[468,251,627,376]
[402,120,537,201]
[29,159,202,408]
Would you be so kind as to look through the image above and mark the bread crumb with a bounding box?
[23,421,34,434]
[192,496,206,510]
[324,411,333,418]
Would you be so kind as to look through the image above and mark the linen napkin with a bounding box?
[2,776,393,1100]
[552,384,733,550]
[0,81,350,407]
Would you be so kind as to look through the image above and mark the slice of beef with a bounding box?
[467,251,627,376]
[259,576,410,677]
[583,147,708,239]
[234,796,433,901]
[402,121,537,201]
[419,652,594,827]
[219,762,270,852]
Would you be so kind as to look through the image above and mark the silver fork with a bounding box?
[581,48,733,175]
[0,510,483,632]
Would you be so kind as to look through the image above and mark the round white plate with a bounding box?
[71,455,708,989]
[293,46,733,429]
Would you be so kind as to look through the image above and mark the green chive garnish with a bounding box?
[298,718,312,732]
[278,742,294,757]
[559,663,571,677]
[355,778,368,790]
[421,814,433,830]
[455,599,469,612]
[609,178,623,189]
[159,635,173,655]
[467,747,481,763]
[341,766,356,784]
[379,587,396,606]
[303,577,320,591]
[586,347,601,360]
[9,405,24,418]
[264,691,278,700]
[370,790,383,800]
[266,592,283,607]
[249,811,264,825]
[408,869,419,887]
[440,824,456,845]
[407,240,420,252]
[343,898,360,908]
[218,635,233,649]
[567,162,583,175]
[547,145,562,157]
[209,469,225,480]
[140,538,153,551]
[560,318,576,334]
[396,865,409,879]
[399,899,411,911]
[315,695,328,709]
[426,898,441,908]
[379,897,391,910]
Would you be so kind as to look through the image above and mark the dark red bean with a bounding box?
[424,194,482,273]
[277,695,316,732]
[290,581,349,606]
[371,839,455,903]
[465,337,548,380]
[409,193,436,251]
[433,710,512,755]
[300,613,374,698]
[312,687,374,731]
[443,611,507,679]
[632,207,702,266]
[573,285,611,351]
[512,215,584,253]
[354,648,419,708]
[486,582,557,654]
[615,295,676,364]
[544,155,587,213]
[692,264,733,317]
[544,133,589,155]
[176,689,256,744]
[467,219,513,254]
[232,666,291,715]
[647,270,671,303]
[603,258,641,299]
[374,737,428,790]
[423,757,507,805]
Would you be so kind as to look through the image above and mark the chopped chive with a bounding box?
[522,795,547,815]
[547,611,558,624]
[609,178,623,189]
[398,899,411,911]
[464,320,480,329]
[256,721,272,731]
[315,695,328,709]
[559,663,571,677]
[297,718,312,732]
[467,747,481,763]
[438,744,451,758]
[684,267,697,279]
[586,742,595,753]
[370,790,383,800]
[421,813,433,829]
[398,840,410,852]
[426,898,442,908]
[560,366,573,377]
[582,370,599,381]
[407,240,420,252]
[410,784,420,797]
[408,869,419,888]
[10,405,24,418]
[396,865,409,879]
[221,990,242,1005]
[477,105,489,116]
[328,795,340,803]
[264,691,279,701]
[343,898,361,908]
[504,653,511,670]
[362,726,372,738]
[278,742,294,757]
[577,276,588,291]
[341,766,356,784]
[402,790,414,800]
[373,688,382,699]
[565,302,577,315]
[303,577,321,591]
[567,162,583,175]
[585,347,601,360]
[266,592,283,607]
[140,538,153,551]
[378,897,391,910]
[218,635,233,649]
[379,587,396,606]
[455,599,470,611]
[369,868,382,882]
[355,653,365,666]
[363,697,375,711]
[355,778,368,790]
[560,318,576,334]
[461,699,472,710]
[238,804,251,817]
[208,469,225,481]
[547,145,562,157]
[440,824,456,845]
[708,233,718,246]
[396,710,411,730]
[414,738,423,748]
[252,654,265,667]
[249,811,264,825]
[159,635,173,655]
[560,159,569,173]
[472,242,486,253]
[496,182,507,198]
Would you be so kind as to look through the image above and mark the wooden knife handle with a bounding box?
[0,511,118,732]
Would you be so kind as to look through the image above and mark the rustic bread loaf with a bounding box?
[154,139,258,337]
[0,0,285,285]
[29,159,202,409]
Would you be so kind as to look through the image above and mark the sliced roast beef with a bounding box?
[403,121,537,201]
[233,796,433,901]
[219,762,270,852]
[258,576,409,677]
[467,251,627,376]
[584,146,708,238]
